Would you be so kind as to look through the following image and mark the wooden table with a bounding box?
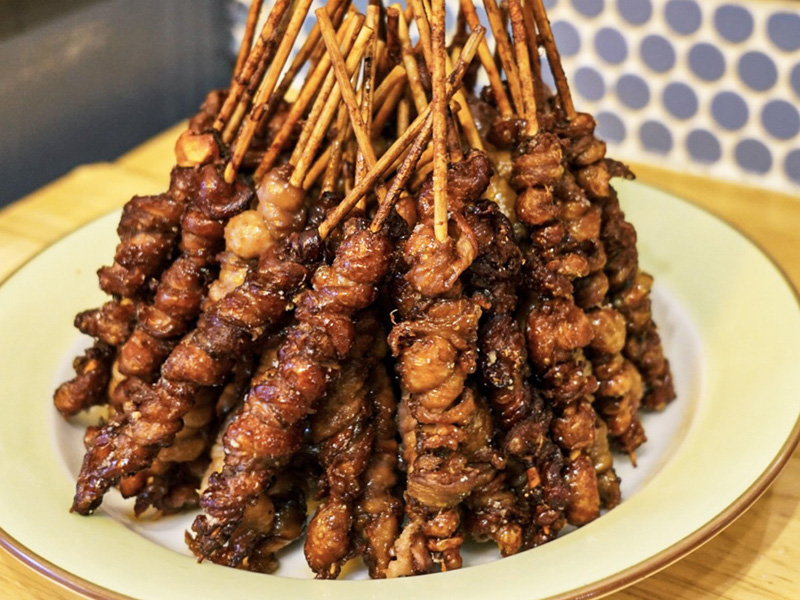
[1,124,799,599]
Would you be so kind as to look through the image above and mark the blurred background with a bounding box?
[0,0,232,207]
[2,0,798,208]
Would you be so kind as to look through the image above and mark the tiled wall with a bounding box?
[541,0,800,193]
[232,0,800,193]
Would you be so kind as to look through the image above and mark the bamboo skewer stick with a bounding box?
[408,0,434,70]
[375,38,387,75]
[408,0,483,150]
[508,0,538,135]
[458,0,513,117]
[213,0,292,132]
[371,71,407,133]
[387,141,433,175]
[392,5,429,115]
[317,10,387,205]
[366,64,408,135]
[356,4,380,184]
[384,8,402,74]
[289,23,374,190]
[303,59,406,190]
[403,4,415,26]
[354,119,368,209]
[255,13,363,180]
[304,64,408,190]
[224,0,316,183]
[307,83,356,193]
[318,11,378,171]
[530,0,576,120]
[259,0,350,130]
[223,0,298,146]
[233,0,265,79]
[500,1,511,45]
[322,103,352,193]
[431,0,448,242]
[303,65,406,190]
[397,94,411,136]
[409,158,435,189]
[304,145,333,191]
[447,110,464,162]
[223,30,283,143]
[318,25,484,240]
[372,64,408,105]
[482,0,525,115]
[521,0,545,107]
[287,15,366,170]
[343,138,357,194]
[315,17,368,152]
[288,13,364,167]
[286,0,348,85]
[415,145,435,169]
[371,117,434,232]
[411,0,484,152]
[309,3,357,66]
[448,47,484,150]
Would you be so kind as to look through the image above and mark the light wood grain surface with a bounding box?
[1,124,799,599]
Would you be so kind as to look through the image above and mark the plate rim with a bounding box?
[1,180,799,600]
[3,419,798,600]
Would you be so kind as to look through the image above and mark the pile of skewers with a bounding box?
[54,0,675,579]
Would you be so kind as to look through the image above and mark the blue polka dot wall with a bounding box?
[541,0,800,191]
[230,0,800,192]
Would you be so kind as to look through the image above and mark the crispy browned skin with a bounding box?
[553,114,672,458]
[119,354,255,516]
[59,28,684,576]
[402,152,490,297]
[586,304,645,460]
[97,167,196,299]
[189,462,311,574]
[72,164,254,512]
[245,468,310,573]
[555,117,642,459]
[587,417,621,509]
[112,380,215,513]
[511,131,605,527]
[556,113,674,415]
[463,198,568,550]
[70,228,323,515]
[391,307,497,572]
[74,300,136,347]
[602,191,675,413]
[54,92,230,421]
[388,151,497,575]
[459,199,526,555]
[304,311,386,579]
[53,343,115,418]
[189,219,392,567]
[549,145,643,462]
[117,165,252,379]
[354,365,403,578]
[209,165,307,305]
[56,170,195,419]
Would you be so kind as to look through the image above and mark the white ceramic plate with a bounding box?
[1,180,799,600]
